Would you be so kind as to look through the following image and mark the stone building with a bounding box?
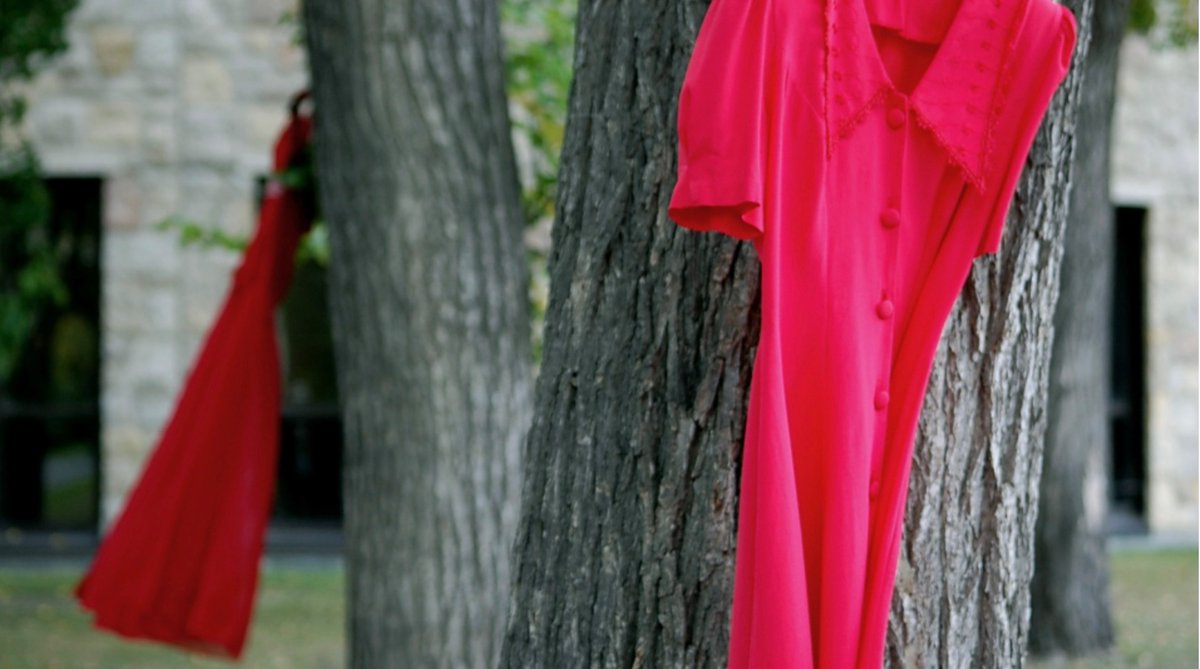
[1,1,1195,548]
[1110,32,1198,539]
[7,0,316,540]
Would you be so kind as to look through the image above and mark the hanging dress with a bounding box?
[74,103,314,659]
[667,0,1077,666]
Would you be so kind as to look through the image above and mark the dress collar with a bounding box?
[824,0,1029,190]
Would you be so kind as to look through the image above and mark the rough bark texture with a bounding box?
[302,2,533,667]
[886,1,1095,667]
[499,2,760,666]
[503,1,1093,668]
[1029,0,1128,657]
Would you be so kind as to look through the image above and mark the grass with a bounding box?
[1030,548,1199,669]
[0,563,344,669]
[0,549,1193,668]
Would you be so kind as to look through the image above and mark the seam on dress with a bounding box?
[824,0,835,157]
[834,85,893,147]
[980,0,1030,192]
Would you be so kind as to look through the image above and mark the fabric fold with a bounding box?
[74,103,314,660]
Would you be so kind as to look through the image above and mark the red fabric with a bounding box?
[668,0,1076,667]
[74,110,314,659]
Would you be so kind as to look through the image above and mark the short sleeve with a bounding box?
[975,3,1077,258]
[667,0,774,243]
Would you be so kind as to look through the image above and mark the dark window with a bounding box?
[0,177,103,534]
[274,258,343,526]
[253,175,344,538]
[1109,205,1147,533]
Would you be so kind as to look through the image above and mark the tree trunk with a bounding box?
[886,1,1094,666]
[302,2,533,667]
[498,2,760,665]
[1029,0,1129,657]
[502,1,1093,668]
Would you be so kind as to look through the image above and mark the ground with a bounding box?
[1028,547,1198,669]
[0,559,343,668]
[0,549,1193,668]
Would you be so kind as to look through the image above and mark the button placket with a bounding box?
[871,93,907,503]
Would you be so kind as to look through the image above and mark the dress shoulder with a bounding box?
[972,0,1078,257]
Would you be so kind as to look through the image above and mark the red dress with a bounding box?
[74,111,313,659]
[667,0,1076,666]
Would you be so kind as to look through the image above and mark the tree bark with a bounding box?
[498,2,759,666]
[1028,0,1129,657]
[502,1,1093,668]
[302,2,533,667]
[886,1,1095,666]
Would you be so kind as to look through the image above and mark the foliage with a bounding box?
[0,0,79,389]
[0,0,76,83]
[155,211,330,269]
[502,0,577,229]
[1129,0,1199,46]
[502,0,577,363]
[155,132,326,263]
[155,216,248,254]
[0,146,67,384]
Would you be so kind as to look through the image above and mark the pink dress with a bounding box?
[667,0,1076,667]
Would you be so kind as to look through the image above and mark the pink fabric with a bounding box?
[668,1,1076,667]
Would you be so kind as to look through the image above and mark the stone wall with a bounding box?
[17,3,1198,539]
[1111,34,1198,538]
[21,0,308,526]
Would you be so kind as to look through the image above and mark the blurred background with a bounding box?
[0,0,1195,667]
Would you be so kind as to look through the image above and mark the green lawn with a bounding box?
[1030,548,1199,669]
[0,549,1193,668]
[0,563,344,669]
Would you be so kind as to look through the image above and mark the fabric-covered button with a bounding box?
[876,299,894,319]
[874,389,889,410]
[880,208,901,228]
[886,107,905,129]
